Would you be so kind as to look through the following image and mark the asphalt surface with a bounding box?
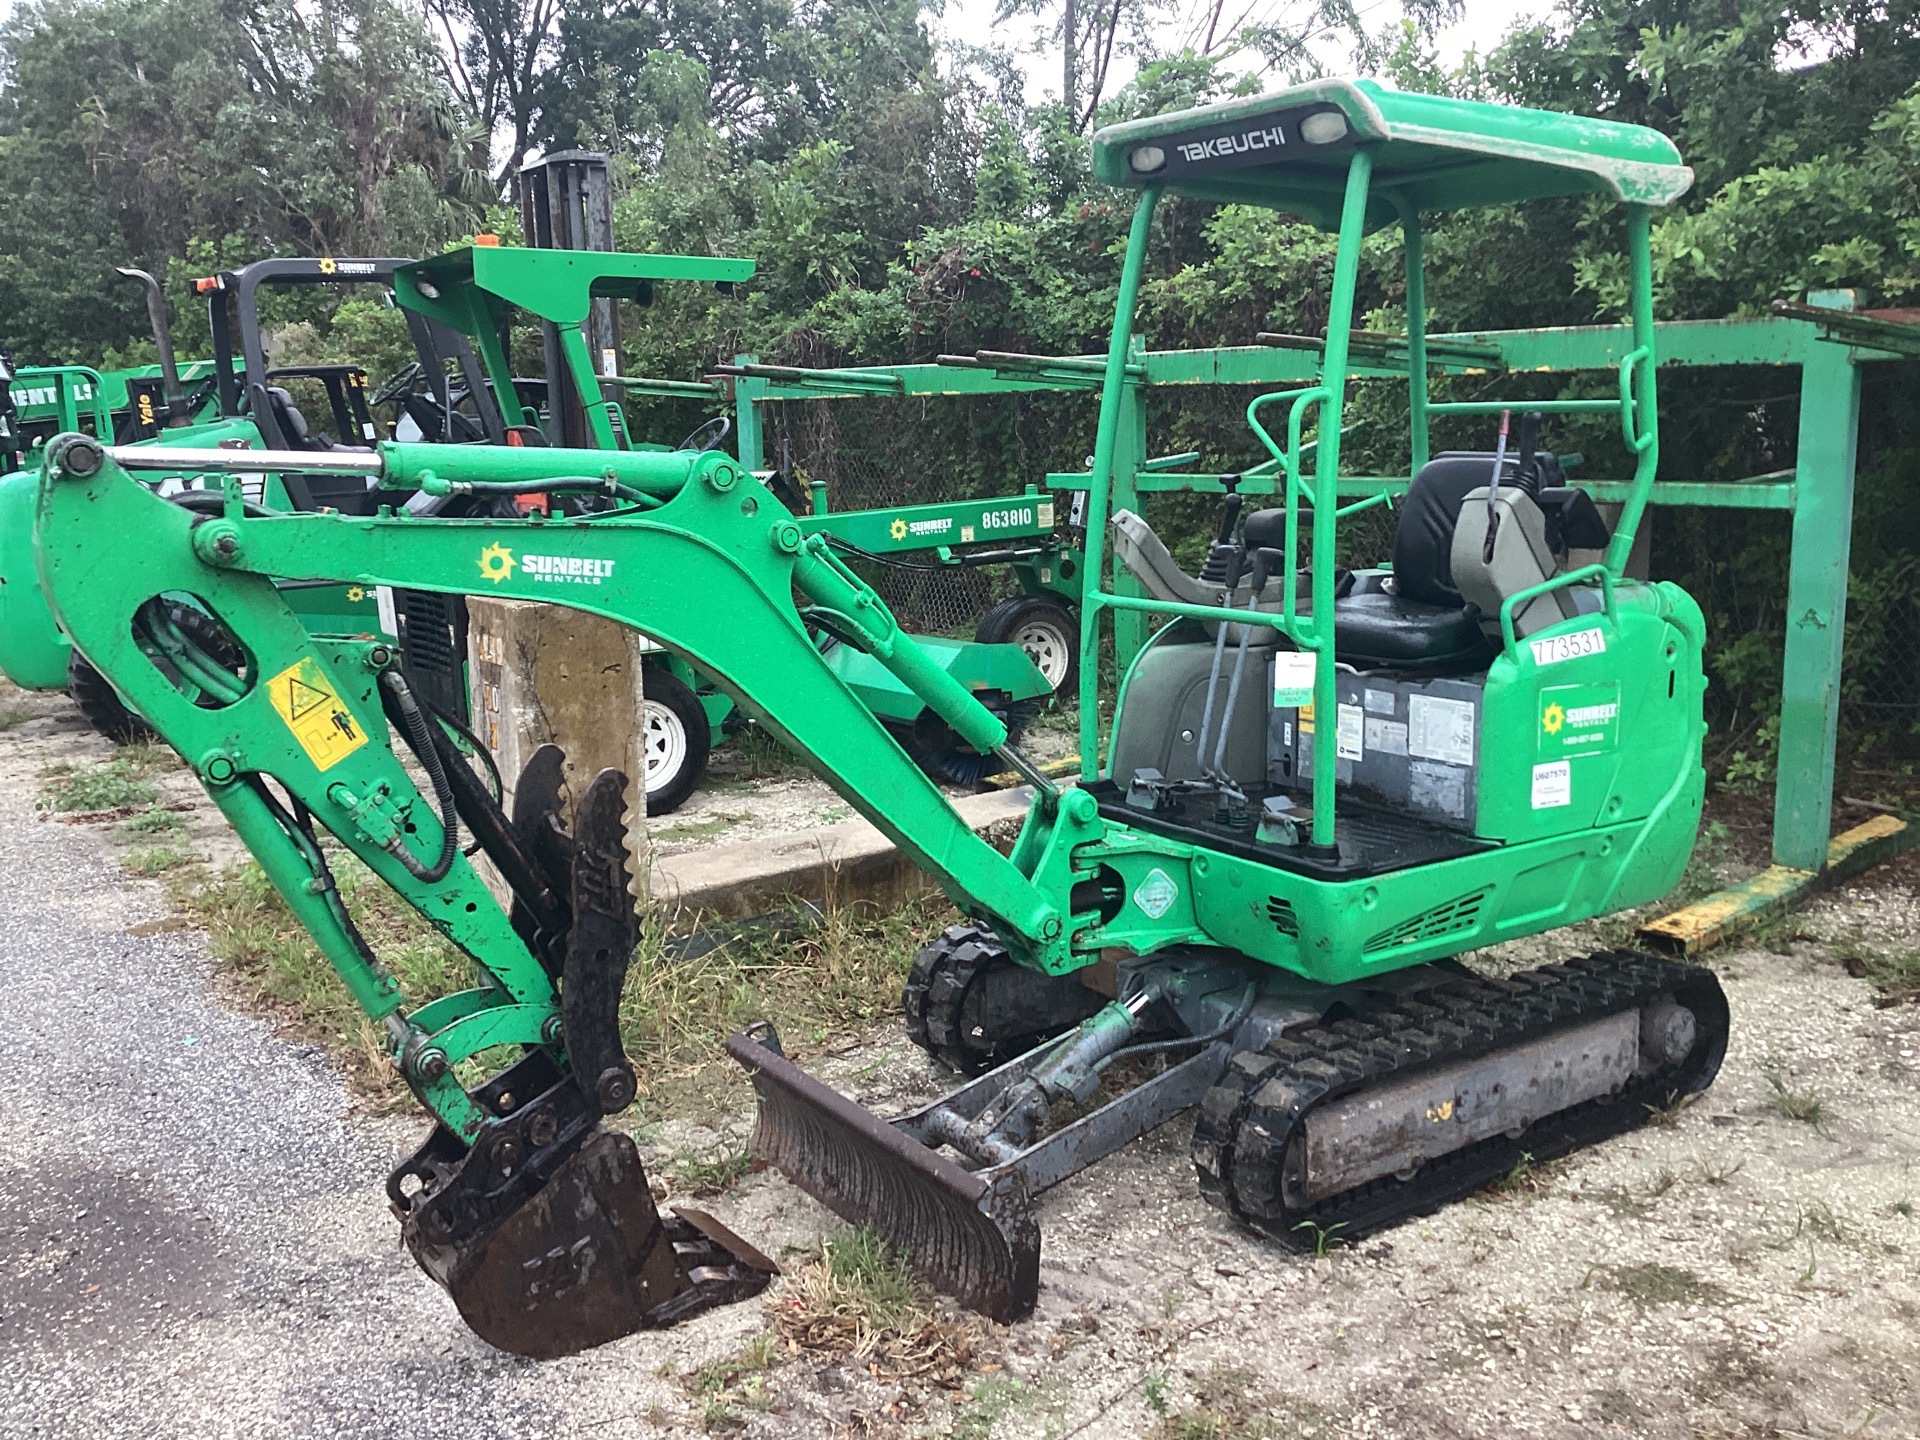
[0,734,748,1438]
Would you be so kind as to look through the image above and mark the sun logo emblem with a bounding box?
[318,257,338,275]
[478,542,516,583]
[889,517,908,541]
[345,586,365,602]
[1542,701,1566,735]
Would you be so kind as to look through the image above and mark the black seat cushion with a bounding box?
[1333,590,1491,669]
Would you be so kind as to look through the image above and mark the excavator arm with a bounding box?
[29,432,1084,1353]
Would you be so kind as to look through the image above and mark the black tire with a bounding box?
[641,668,711,817]
[976,596,1078,698]
[903,921,1099,1075]
[67,652,155,743]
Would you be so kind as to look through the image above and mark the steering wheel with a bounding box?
[677,415,732,452]
[370,362,425,410]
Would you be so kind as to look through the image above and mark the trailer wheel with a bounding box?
[642,669,710,817]
[976,596,1077,697]
[67,653,156,744]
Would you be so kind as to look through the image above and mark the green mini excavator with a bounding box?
[29,79,1726,1354]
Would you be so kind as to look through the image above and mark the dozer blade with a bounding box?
[725,1023,1040,1323]
[391,765,776,1357]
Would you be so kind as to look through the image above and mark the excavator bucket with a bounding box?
[725,1024,1039,1322]
[391,763,776,1357]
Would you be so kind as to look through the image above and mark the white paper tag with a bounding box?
[1531,760,1572,809]
[1529,626,1607,668]
[374,585,398,639]
[1336,704,1365,761]
[1409,695,1476,766]
[1272,651,1317,707]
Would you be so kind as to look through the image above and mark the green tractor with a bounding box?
[27,78,1724,1354]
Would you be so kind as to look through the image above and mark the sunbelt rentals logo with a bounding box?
[476,542,616,587]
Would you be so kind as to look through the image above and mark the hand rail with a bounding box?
[1497,563,1616,655]
[1618,345,1654,454]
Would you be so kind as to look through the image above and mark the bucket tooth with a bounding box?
[726,1024,1040,1323]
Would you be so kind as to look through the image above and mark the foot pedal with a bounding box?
[390,1053,775,1358]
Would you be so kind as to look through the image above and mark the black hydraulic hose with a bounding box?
[378,669,458,884]
[170,490,274,519]
[1093,984,1257,1076]
[425,699,502,802]
[254,778,387,979]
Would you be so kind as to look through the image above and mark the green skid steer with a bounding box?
[30,79,1725,1353]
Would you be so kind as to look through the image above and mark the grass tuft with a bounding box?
[1763,1067,1829,1130]
[37,753,164,812]
[1834,937,1920,1007]
[0,704,29,731]
[122,843,198,876]
[1603,1261,1724,1310]
[772,1228,988,1385]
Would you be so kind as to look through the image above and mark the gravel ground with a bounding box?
[5,678,1920,1439]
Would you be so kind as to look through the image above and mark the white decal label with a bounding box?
[1408,695,1476,767]
[1531,760,1572,809]
[1365,717,1408,756]
[1363,687,1396,715]
[1336,703,1365,762]
[374,585,398,639]
[1132,868,1179,920]
[1272,651,1316,707]
[1529,626,1607,668]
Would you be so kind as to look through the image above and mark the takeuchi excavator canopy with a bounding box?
[1091,77,1692,227]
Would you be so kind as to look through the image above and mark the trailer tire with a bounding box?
[975,596,1077,698]
[642,668,710,817]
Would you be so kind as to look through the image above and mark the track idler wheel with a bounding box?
[904,922,1101,1076]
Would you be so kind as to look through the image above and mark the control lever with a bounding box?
[1483,409,1511,564]
[1208,546,1287,785]
[1192,541,1247,776]
[1198,474,1245,584]
[1514,409,1543,495]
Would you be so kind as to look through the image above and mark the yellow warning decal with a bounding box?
[267,657,367,772]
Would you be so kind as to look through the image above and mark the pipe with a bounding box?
[116,267,188,423]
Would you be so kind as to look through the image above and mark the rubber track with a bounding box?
[902,922,1012,1075]
[1190,950,1729,1247]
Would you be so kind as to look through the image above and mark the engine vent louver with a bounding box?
[1363,889,1490,955]
[1266,897,1299,935]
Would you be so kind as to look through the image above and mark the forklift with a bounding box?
[28,79,1723,1353]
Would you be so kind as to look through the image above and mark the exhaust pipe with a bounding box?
[116,267,188,425]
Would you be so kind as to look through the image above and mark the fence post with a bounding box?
[732,355,767,472]
[1773,309,1862,871]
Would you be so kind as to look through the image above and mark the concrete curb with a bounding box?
[649,785,1039,922]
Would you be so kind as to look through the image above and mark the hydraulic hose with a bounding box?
[379,669,459,884]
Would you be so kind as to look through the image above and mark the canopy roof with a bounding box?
[1091,78,1691,229]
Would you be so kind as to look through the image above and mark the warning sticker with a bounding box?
[1336,703,1365,761]
[1531,760,1572,809]
[1409,694,1476,767]
[1365,717,1409,756]
[1132,868,1179,920]
[267,658,367,772]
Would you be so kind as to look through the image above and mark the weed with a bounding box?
[1594,1388,1640,1424]
[1833,937,1920,1006]
[1763,1067,1829,1129]
[1292,1219,1347,1257]
[1144,1372,1171,1415]
[651,811,752,844]
[952,1377,1030,1440]
[1691,1155,1746,1186]
[1583,1185,1656,1222]
[1152,1367,1339,1440]
[773,1228,987,1386]
[1890,1200,1915,1219]
[1647,1168,1680,1199]
[686,1332,780,1428]
[1796,1202,1848,1245]
[37,755,161,812]
[119,805,186,837]
[0,704,28,730]
[663,1142,753,1196]
[1488,1152,1566,1199]
[1644,1089,1696,1126]
[122,843,197,876]
[1604,1262,1723,1309]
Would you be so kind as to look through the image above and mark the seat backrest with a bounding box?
[1392,453,1504,606]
